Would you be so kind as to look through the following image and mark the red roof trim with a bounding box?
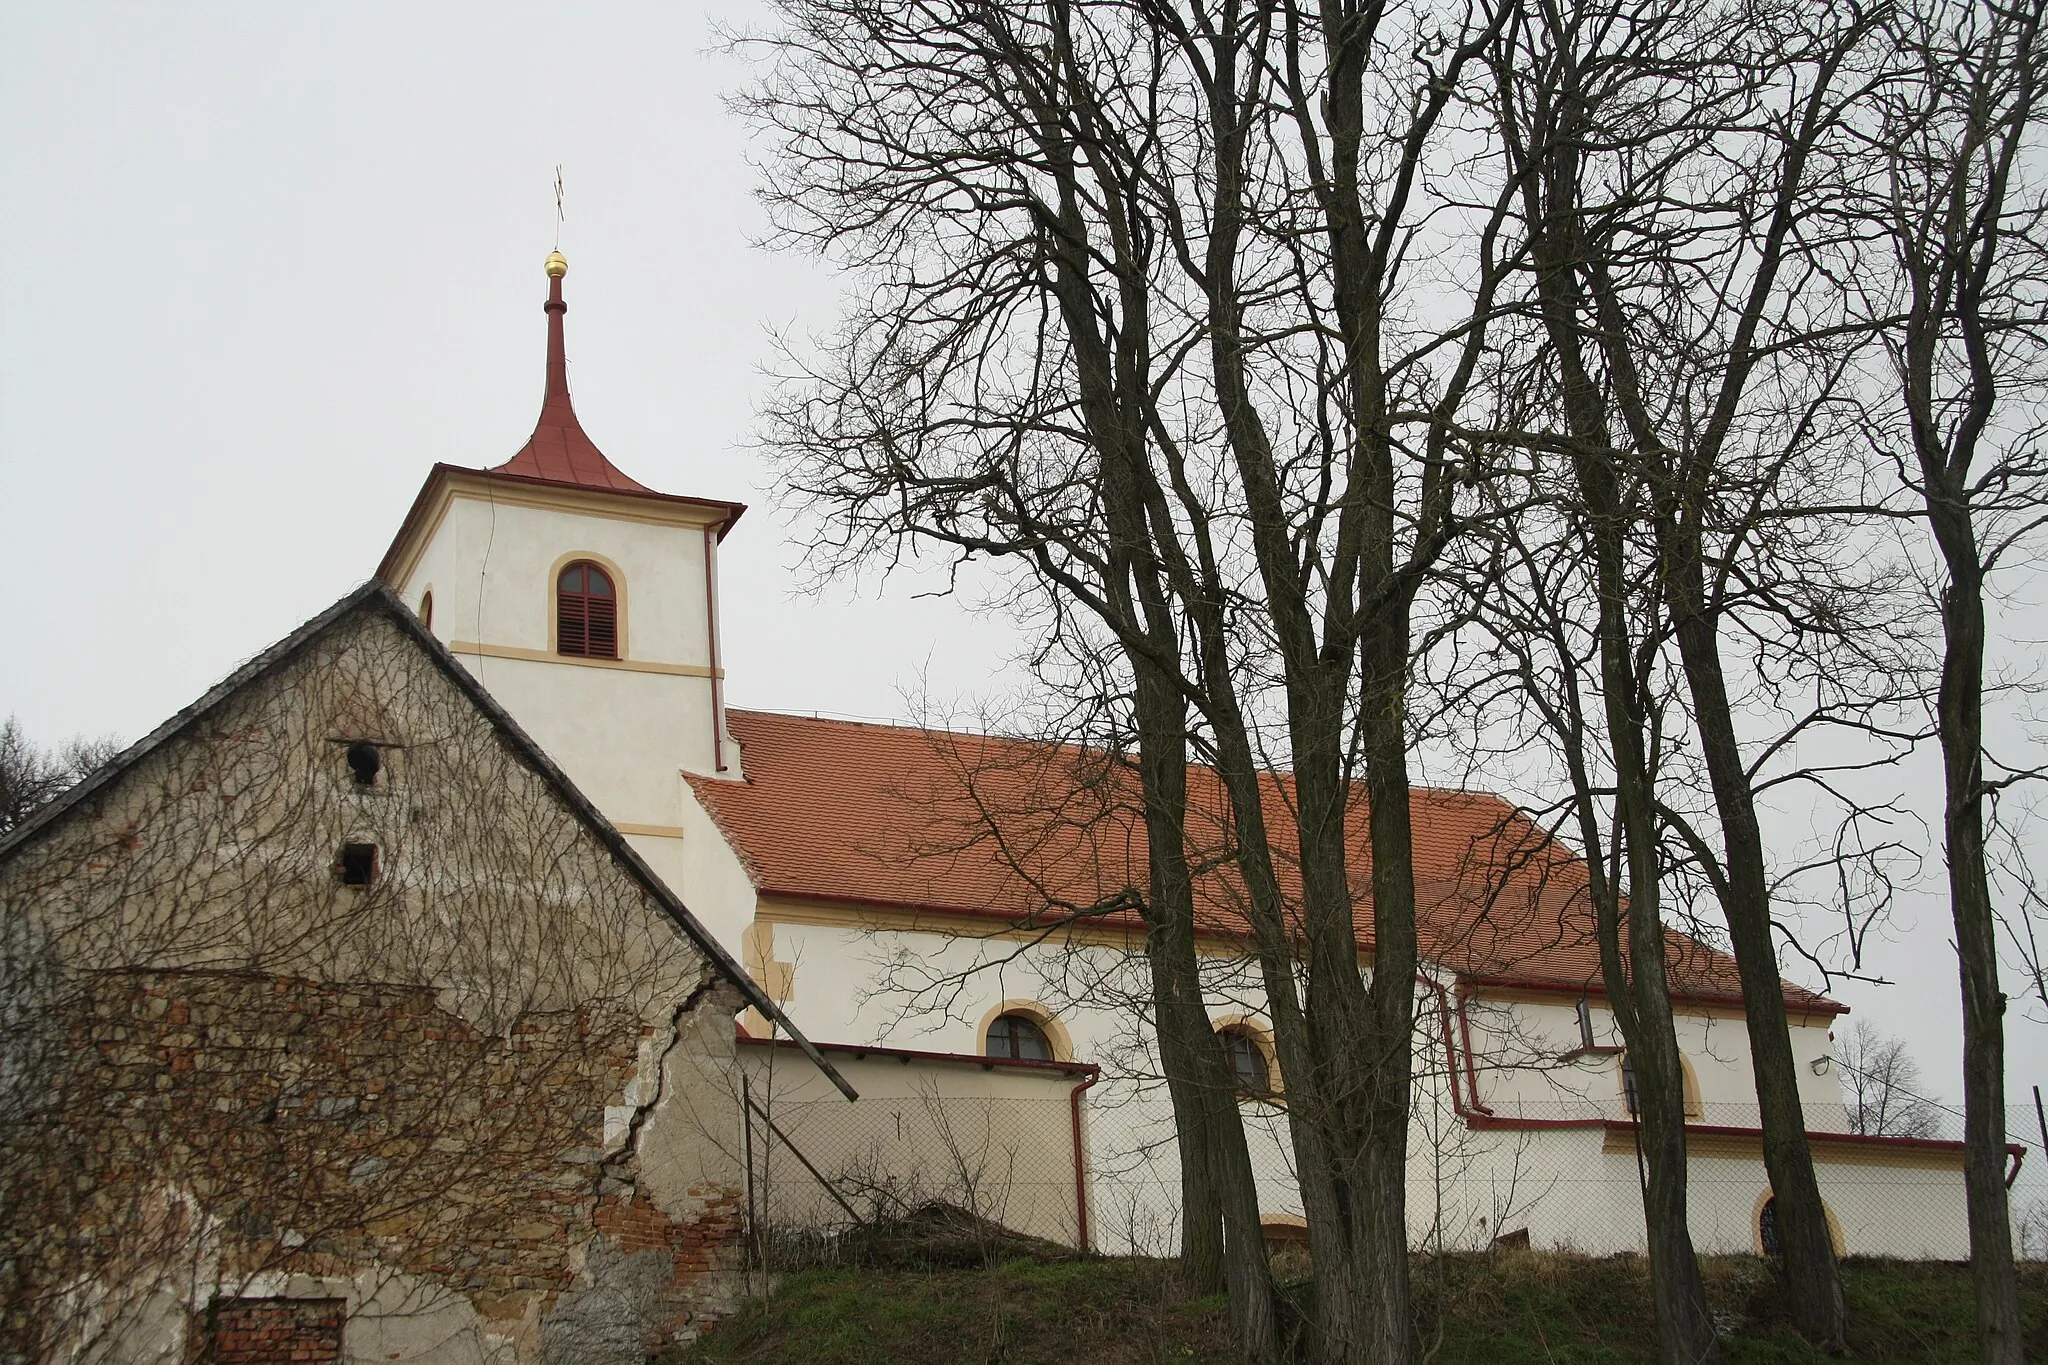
[1457,971,1847,1017]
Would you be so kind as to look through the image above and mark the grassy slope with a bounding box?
[670,1255,2048,1365]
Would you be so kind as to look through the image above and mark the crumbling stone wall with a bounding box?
[1,969,745,1363]
[0,601,751,1364]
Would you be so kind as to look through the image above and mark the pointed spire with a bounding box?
[490,251,652,493]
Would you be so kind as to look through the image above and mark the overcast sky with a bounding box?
[3,2,2042,1119]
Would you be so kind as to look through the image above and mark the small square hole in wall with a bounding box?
[337,843,378,887]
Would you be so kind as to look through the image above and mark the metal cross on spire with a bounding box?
[553,165,566,252]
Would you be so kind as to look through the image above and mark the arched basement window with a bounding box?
[1218,1025,1275,1096]
[1754,1193,1846,1258]
[556,561,618,659]
[986,1011,1053,1062]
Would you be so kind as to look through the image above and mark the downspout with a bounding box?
[1454,981,1495,1115]
[1068,1065,1101,1251]
[703,524,725,773]
[1421,975,1491,1119]
[1422,975,1469,1115]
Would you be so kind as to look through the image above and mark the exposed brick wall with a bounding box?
[596,1186,748,1332]
[1,969,746,1362]
[209,1298,345,1365]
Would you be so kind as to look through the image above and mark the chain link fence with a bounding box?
[734,1046,2048,1268]
[735,1040,1092,1269]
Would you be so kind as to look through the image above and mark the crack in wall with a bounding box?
[595,968,717,1205]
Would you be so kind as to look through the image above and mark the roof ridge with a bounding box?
[723,706,1518,802]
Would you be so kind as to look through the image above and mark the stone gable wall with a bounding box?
[0,604,750,1364]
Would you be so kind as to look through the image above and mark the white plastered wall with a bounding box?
[1463,994,1852,1129]
[669,783,762,961]
[393,491,742,834]
[739,1048,1090,1246]
[739,907,1971,1259]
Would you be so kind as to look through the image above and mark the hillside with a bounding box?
[666,1253,2047,1364]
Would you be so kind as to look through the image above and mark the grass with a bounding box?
[665,1253,2048,1364]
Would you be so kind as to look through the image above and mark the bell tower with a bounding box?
[378,252,744,898]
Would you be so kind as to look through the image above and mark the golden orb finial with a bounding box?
[545,250,568,279]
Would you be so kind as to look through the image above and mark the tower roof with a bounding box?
[375,253,746,587]
[490,251,652,493]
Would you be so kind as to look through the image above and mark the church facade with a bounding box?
[370,253,2000,1266]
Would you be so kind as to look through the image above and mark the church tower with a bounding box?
[378,252,743,908]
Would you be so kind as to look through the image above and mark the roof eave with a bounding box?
[376,463,750,585]
[1454,970,1847,1017]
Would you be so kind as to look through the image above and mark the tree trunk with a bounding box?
[1930,531,2022,1365]
[1523,136,1722,1355]
[1594,529,1724,1365]
[1058,135,1282,1337]
[1130,647,1223,1294]
[1662,541,1849,1351]
[1357,618,1421,1363]
[1132,655,1281,1359]
[1188,615,1369,1364]
[1632,1028,1723,1365]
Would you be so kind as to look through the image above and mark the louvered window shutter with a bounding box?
[585,594,617,658]
[555,563,616,659]
[558,589,589,655]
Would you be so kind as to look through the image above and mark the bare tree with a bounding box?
[1488,0,1907,1346]
[0,715,122,835]
[736,1,1520,1356]
[1476,6,1739,1353]
[1465,0,1978,1348]
[732,8,1283,1351]
[1837,1019,1943,1139]
[1839,1,2048,1356]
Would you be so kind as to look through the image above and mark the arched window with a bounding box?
[418,590,433,631]
[1218,1025,1275,1096]
[1618,1052,1704,1120]
[556,561,618,659]
[986,1012,1053,1061]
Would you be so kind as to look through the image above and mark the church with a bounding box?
[2,250,2002,1363]
[374,250,1995,1263]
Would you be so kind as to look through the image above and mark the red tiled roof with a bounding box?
[689,710,1840,1013]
